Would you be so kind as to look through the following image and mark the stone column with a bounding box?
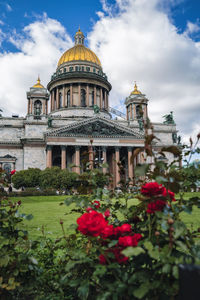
[126,106,129,120]
[30,100,33,114]
[75,146,80,174]
[102,146,107,174]
[130,104,133,120]
[128,147,133,184]
[88,144,94,170]
[51,90,54,111]
[56,88,59,110]
[61,146,66,169]
[70,84,73,106]
[86,84,89,107]
[28,99,30,114]
[106,91,108,109]
[46,100,48,114]
[78,84,81,106]
[100,88,103,109]
[42,101,45,114]
[133,104,136,120]
[115,147,120,187]
[63,86,65,107]
[46,146,52,168]
[94,86,97,105]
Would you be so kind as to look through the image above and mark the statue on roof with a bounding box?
[163,111,175,125]
[48,116,52,128]
[93,105,100,114]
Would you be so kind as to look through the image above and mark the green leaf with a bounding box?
[122,247,145,257]
[108,240,118,248]
[133,282,150,299]
[77,281,89,300]
[175,241,188,253]
[174,221,187,239]
[162,264,171,273]
[172,266,179,279]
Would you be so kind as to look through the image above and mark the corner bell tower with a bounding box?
[27,77,49,119]
[125,83,148,122]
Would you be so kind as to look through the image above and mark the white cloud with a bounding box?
[0,14,73,116]
[88,0,200,143]
[185,21,200,35]
[0,1,199,146]
[6,3,12,12]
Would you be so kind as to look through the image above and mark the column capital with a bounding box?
[75,145,80,151]
[102,146,107,152]
[61,145,66,151]
[46,145,52,151]
[115,146,120,151]
[128,147,133,152]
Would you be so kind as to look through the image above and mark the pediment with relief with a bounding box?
[46,117,143,139]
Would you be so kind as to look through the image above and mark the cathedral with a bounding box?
[0,28,177,187]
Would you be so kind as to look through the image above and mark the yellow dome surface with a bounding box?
[58,44,101,67]
[33,77,44,88]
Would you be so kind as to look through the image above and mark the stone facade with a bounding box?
[0,28,178,187]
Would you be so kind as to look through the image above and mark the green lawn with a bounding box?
[11,192,200,239]
[16,195,80,239]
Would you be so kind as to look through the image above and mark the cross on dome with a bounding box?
[75,27,85,45]
[32,76,44,89]
[131,82,142,95]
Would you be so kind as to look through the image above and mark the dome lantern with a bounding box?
[75,27,85,45]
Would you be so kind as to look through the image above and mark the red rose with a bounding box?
[100,224,114,239]
[77,210,108,237]
[99,254,107,265]
[141,182,166,197]
[163,189,176,201]
[104,209,110,218]
[118,233,142,247]
[86,207,92,212]
[92,200,100,209]
[146,199,167,214]
[10,169,16,175]
[115,224,132,235]
[113,248,129,264]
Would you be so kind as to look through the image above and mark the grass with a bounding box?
[10,192,200,239]
[16,195,80,239]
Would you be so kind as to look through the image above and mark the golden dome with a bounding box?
[75,27,84,37]
[33,77,44,88]
[58,28,101,67]
[58,45,101,67]
[131,83,142,95]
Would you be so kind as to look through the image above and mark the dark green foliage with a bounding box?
[1,134,200,299]
[12,168,41,189]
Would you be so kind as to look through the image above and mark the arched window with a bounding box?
[91,91,94,106]
[34,100,42,118]
[3,163,11,174]
[67,90,70,107]
[59,92,62,108]
[136,104,143,119]
[81,89,86,107]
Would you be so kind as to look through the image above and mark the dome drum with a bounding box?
[47,28,111,118]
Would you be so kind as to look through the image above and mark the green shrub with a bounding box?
[12,168,41,189]
[39,167,62,189]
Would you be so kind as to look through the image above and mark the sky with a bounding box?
[0,0,200,146]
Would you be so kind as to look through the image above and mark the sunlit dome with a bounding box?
[57,28,101,67]
[32,77,44,88]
